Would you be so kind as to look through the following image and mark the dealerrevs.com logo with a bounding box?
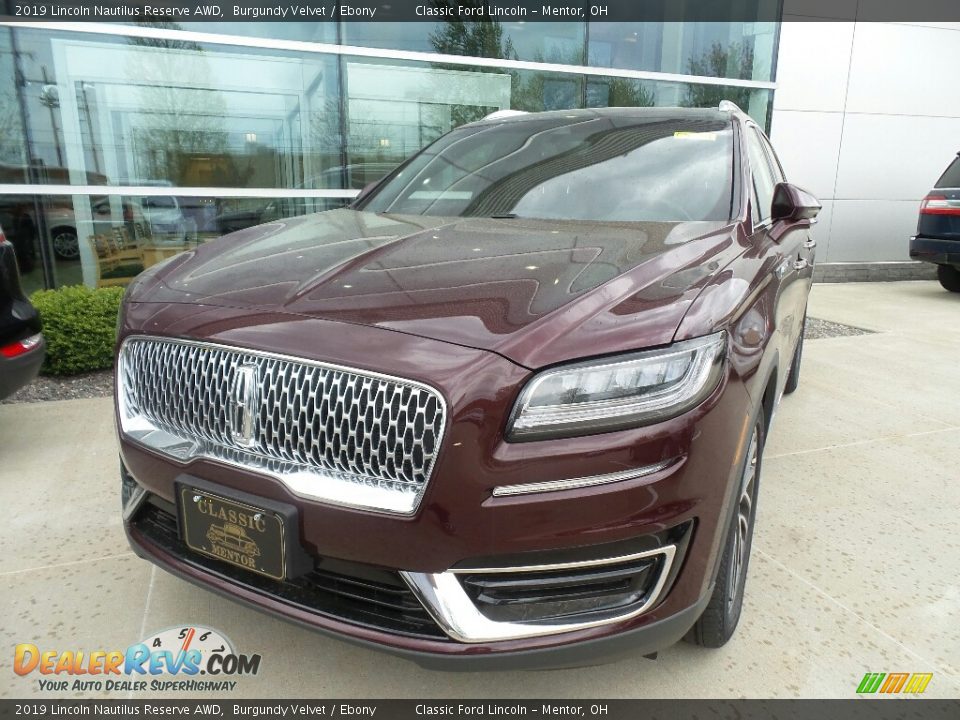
[13,626,261,693]
[856,672,933,695]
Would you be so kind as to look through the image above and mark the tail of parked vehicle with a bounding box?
[910,151,960,291]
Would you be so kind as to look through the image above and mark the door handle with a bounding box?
[803,239,817,250]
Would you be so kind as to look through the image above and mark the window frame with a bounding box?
[744,123,779,230]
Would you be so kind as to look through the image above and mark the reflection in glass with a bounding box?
[2,22,779,290]
[213,196,346,235]
[9,28,343,191]
[0,193,349,292]
[0,30,26,168]
[344,59,513,169]
[588,19,778,82]
[345,20,585,64]
[587,78,771,126]
[173,22,338,44]
[361,114,735,222]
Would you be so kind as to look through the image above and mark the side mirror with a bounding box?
[771,182,821,223]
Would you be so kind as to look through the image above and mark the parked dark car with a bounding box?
[910,151,960,291]
[0,223,44,400]
[0,198,38,274]
[116,106,819,668]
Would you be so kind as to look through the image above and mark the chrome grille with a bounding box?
[118,337,446,514]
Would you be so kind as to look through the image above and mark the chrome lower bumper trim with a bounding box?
[400,545,676,643]
[491,458,678,497]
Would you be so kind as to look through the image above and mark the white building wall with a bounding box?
[770,13,960,263]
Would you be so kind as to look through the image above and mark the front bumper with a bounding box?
[116,306,755,666]
[120,367,752,667]
[124,480,712,669]
[909,235,960,266]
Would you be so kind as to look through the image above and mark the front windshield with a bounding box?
[361,113,734,222]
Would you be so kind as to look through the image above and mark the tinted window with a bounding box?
[935,156,960,188]
[362,115,734,222]
[746,128,776,223]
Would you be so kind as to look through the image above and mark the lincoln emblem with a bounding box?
[229,364,258,447]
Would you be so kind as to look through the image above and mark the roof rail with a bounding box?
[718,100,746,115]
[483,109,529,121]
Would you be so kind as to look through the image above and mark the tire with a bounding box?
[783,319,805,395]
[50,226,79,260]
[937,264,960,293]
[685,410,764,648]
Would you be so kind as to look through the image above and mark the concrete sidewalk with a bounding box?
[2,281,958,699]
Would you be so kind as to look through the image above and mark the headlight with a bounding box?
[507,332,726,441]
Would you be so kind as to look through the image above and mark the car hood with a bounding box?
[137,209,742,368]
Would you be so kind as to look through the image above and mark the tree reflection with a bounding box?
[126,23,233,186]
[682,42,754,110]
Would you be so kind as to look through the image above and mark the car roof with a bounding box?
[467,106,733,127]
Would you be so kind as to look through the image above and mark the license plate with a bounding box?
[178,487,286,581]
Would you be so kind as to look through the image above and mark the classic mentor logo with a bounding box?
[13,626,261,693]
[856,672,933,695]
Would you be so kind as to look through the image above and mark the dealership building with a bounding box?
[1,5,957,290]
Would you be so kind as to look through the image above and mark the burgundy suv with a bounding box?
[117,106,820,668]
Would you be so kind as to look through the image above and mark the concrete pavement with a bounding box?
[2,281,958,698]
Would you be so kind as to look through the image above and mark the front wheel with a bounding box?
[685,411,764,648]
[937,264,960,293]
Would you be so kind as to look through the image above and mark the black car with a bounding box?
[910,151,960,292]
[0,223,44,399]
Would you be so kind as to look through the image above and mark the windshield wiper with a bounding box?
[488,213,520,219]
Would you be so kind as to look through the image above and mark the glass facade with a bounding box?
[0,17,779,292]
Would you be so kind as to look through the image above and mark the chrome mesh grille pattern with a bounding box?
[119,337,446,512]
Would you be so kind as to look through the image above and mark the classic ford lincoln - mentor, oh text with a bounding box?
[116,105,820,668]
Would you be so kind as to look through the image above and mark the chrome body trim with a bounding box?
[400,545,676,643]
[116,335,448,516]
[491,458,678,497]
[229,363,258,448]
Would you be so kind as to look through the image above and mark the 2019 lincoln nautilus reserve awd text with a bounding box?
[116,105,820,669]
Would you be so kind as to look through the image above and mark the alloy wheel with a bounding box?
[52,230,79,259]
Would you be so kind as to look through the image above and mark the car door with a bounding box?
[744,124,806,390]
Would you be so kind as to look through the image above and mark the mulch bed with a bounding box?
[804,317,874,340]
[1,369,114,404]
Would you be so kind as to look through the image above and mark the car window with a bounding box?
[756,130,785,183]
[935,156,960,188]
[361,116,735,222]
[746,128,777,224]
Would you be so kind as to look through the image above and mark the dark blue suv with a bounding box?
[910,152,960,292]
